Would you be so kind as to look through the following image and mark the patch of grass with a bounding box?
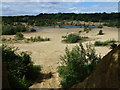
[14,32,24,40]
[84,27,92,33]
[94,40,116,46]
[27,36,50,42]
[2,35,50,43]
[81,36,89,39]
[2,38,7,41]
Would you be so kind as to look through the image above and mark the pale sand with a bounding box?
[3,26,118,88]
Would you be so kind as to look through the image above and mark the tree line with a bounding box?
[2,12,120,35]
[2,12,119,26]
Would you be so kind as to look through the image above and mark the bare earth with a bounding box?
[3,26,118,88]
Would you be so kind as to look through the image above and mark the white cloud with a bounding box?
[1,2,118,16]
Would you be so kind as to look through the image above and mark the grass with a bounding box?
[2,36,50,43]
[14,32,24,40]
[27,36,50,42]
[94,40,116,46]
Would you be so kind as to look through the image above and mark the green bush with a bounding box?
[62,34,81,43]
[58,43,101,88]
[15,32,24,40]
[2,24,16,35]
[2,24,28,35]
[98,30,104,35]
[94,40,116,46]
[15,24,27,32]
[62,34,89,43]
[2,45,41,88]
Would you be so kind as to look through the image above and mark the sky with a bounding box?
[0,0,119,16]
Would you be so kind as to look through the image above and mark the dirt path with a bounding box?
[3,27,118,88]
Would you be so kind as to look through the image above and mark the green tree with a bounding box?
[58,43,101,88]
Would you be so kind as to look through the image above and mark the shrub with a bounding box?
[2,45,41,88]
[62,34,89,43]
[2,24,28,35]
[58,43,101,88]
[98,25,103,28]
[62,34,81,43]
[103,23,108,26]
[30,28,36,32]
[2,25,16,35]
[94,40,116,46]
[84,27,88,32]
[84,27,91,33]
[15,24,27,32]
[105,21,119,27]
[15,32,24,40]
[94,41,108,46]
[98,30,104,35]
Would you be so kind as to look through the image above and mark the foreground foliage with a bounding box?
[58,43,101,88]
[2,45,41,88]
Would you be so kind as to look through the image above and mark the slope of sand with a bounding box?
[3,26,118,88]
[72,45,120,88]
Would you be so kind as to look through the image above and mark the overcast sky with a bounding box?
[1,1,119,16]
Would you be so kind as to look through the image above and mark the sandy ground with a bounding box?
[2,26,118,88]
